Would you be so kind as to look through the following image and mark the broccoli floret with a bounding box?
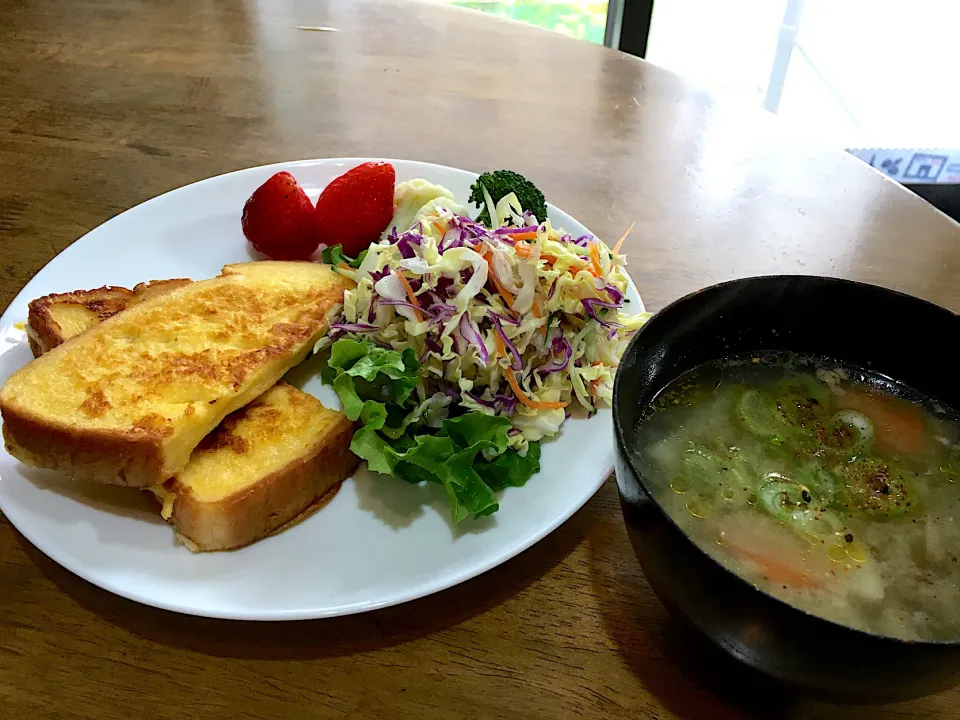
[468,170,547,227]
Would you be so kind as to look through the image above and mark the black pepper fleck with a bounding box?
[844,533,854,543]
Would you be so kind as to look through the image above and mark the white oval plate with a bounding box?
[0,159,643,620]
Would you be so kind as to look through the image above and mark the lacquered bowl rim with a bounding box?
[612,273,960,649]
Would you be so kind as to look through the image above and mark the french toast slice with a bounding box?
[1,261,354,488]
[152,381,357,551]
[23,280,358,551]
[26,279,191,357]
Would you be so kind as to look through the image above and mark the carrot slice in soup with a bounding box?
[838,389,925,456]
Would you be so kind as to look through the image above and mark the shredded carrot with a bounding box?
[514,243,557,264]
[337,262,350,271]
[508,231,538,241]
[494,332,505,357]
[394,270,424,322]
[482,249,515,310]
[611,221,635,256]
[504,368,568,410]
[433,220,446,236]
[531,297,548,338]
[588,242,603,277]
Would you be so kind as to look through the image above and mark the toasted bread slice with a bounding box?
[150,382,357,551]
[24,280,358,551]
[1,261,354,488]
[26,279,191,357]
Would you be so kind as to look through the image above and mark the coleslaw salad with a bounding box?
[317,177,650,521]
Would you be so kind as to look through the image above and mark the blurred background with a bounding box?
[442,0,609,44]
[434,0,959,217]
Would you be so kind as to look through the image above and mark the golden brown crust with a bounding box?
[11,266,357,547]
[1,261,354,488]
[131,278,192,300]
[27,286,135,357]
[14,279,195,484]
[267,481,343,537]
[168,413,358,551]
[25,279,191,358]
[2,408,166,486]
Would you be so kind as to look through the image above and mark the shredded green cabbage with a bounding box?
[318,177,650,519]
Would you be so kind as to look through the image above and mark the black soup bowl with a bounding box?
[612,275,960,702]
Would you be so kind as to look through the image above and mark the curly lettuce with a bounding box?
[321,338,541,521]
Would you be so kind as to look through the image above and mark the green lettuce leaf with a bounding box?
[320,244,367,268]
[475,442,542,491]
[440,413,510,453]
[323,338,540,522]
[320,339,420,432]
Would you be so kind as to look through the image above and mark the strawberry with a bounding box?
[314,162,396,257]
[241,171,319,261]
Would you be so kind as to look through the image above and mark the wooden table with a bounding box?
[2,1,959,718]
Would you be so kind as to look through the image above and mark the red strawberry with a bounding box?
[241,171,319,261]
[314,162,396,257]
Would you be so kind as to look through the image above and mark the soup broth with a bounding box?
[633,353,960,641]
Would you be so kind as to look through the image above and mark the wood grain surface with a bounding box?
[2,1,959,718]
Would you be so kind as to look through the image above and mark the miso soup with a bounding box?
[633,354,960,641]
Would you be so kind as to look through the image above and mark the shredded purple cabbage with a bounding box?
[492,393,517,416]
[459,312,489,363]
[440,229,462,252]
[489,313,523,371]
[435,276,456,298]
[397,234,421,259]
[422,290,443,308]
[491,225,538,236]
[441,383,461,400]
[427,302,456,324]
[537,336,572,374]
[369,267,391,283]
[465,391,516,416]
[331,322,378,334]
[547,277,559,300]
[452,215,487,239]
[440,220,475,251]
[596,281,624,306]
[385,224,424,259]
[380,298,426,316]
[425,337,443,356]
[421,291,457,321]
[489,311,520,326]
[582,297,623,332]
[574,234,594,247]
